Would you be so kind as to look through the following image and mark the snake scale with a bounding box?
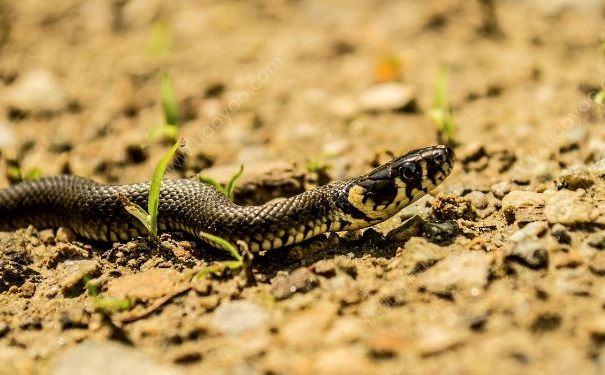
[0,146,454,252]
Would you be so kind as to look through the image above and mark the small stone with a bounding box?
[0,121,15,148]
[38,229,56,245]
[501,191,546,223]
[558,165,594,190]
[359,83,416,112]
[465,191,488,209]
[105,268,185,300]
[587,233,605,250]
[56,227,76,243]
[491,181,513,199]
[5,70,70,114]
[400,237,448,274]
[589,253,605,276]
[59,260,100,295]
[417,326,465,356]
[544,190,598,225]
[312,260,336,277]
[210,301,269,336]
[368,330,411,356]
[417,252,493,296]
[271,267,318,300]
[509,221,548,243]
[50,341,181,375]
[19,281,36,298]
[508,240,548,269]
[551,224,572,244]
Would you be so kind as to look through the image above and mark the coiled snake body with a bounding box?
[0,146,454,252]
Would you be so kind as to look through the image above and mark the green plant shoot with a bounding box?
[119,139,184,238]
[428,65,456,145]
[198,165,244,201]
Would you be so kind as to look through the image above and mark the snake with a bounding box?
[0,145,454,252]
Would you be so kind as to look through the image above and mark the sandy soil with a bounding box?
[1,0,605,374]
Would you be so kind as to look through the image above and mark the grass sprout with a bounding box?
[194,232,243,280]
[119,139,185,240]
[146,21,172,56]
[148,74,179,143]
[198,165,243,201]
[428,65,456,146]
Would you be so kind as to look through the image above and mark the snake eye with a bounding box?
[398,163,421,181]
[433,150,447,165]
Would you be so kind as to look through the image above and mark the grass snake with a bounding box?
[0,145,454,252]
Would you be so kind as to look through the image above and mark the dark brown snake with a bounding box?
[0,146,454,252]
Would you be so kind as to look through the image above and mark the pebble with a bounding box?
[509,221,548,243]
[558,165,594,190]
[501,190,546,223]
[400,237,448,274]
[50,341,181,375]
[491,181,513,199]
[416,326,465,356]
[586,233,605,250]
[0,121,15,148]
[417,252,493,296]
[5,70,70,114]
[210,301,269,336]
[358,83,416,112]
[105,268,185,300]
[465,191,488,209]
[544,190,598,225]
[509,240,548,269]
[271,267,318,300]
[59,260,100,295]
[551,224,572,244]
[56,227,76,243]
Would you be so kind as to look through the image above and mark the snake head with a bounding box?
[341,145,454,224]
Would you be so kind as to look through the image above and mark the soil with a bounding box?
[1,0,605,374]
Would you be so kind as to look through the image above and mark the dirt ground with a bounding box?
[1,0,605,374]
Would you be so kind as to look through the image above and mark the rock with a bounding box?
[50,341,181,375]
[551,224,572,245]
[400,237,448,274]
[417,252,493,296]
[58,260,100,295]
[210,301,269,335]
[544,190,598,225]
[501,191,546,223]
[589,253,605,276]
[416,326,466,356]
[5,70,70,114]
[509,221,548,243]
[271,267,318,300]
[508,240,548,269]
[56,227,76,243]
[368,330,411,356]
[465,191,488,209]
[587,233,605,250]
[105,268,185,300]
[0,121,15,148]
[358,83,416,112]
[491,181,513,199]
[558,165,594,190]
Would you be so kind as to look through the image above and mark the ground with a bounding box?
[1,0,605,374]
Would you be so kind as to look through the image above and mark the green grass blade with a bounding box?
[148,139,184,236]
[197,175,226,194]
[198,231,242,262]
[117,192,152,233]
[433,65,448,110]
[225,165,244,201]
[160,74,179,126]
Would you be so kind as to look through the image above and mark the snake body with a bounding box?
[0,146,454,252]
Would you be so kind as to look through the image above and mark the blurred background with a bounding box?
[0,0,603,188]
